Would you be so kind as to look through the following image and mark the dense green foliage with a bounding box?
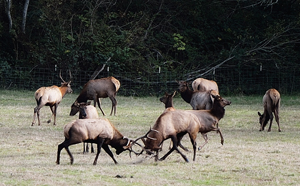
[1,1,300,94]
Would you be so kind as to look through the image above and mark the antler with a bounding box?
[59,70,66,83]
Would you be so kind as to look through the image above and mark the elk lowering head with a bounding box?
[32,70,72,126]
[70,76,120,116]
[133,110,201,162]
[56,118,133,165]
[258,88,281,132]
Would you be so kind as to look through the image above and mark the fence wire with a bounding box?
[0,63,299,96]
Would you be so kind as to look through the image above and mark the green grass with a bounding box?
[0,90,300,185]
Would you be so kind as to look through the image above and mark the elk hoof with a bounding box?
[278,129,281,132]
[198,147,201,151]
[47,120,51,123]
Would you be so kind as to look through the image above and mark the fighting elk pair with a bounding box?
[133,92,231,162]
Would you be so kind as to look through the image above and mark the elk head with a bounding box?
[60,70,73,93]
[131,127,162,156]
[69,101,91,116]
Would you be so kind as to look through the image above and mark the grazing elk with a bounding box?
[177,80,215,110]
[192,78,219,93]
[56,118,132,165]
[70,101,99,153]
[187,94,231,150]
[70,76,120,116]
[133,110,201,162]
[258,88,281,132]
[32,71,72,126]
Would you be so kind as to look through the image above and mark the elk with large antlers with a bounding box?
[56,118,132,165]
[133,110,201,162]
[32,71,72,126]
[133,94,231,162]
[70,76,120,116]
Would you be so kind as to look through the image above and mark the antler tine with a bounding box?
[68,70,73,82]
[59,70,66,83]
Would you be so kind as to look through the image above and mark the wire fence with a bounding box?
[0,63,299,96]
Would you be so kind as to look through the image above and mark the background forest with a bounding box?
[1,0,300,95]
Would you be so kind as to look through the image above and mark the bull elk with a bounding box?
[56,118,132,165]
[258,88,281,132]
[32,71,72,126]
[132,94,231,162]
[70,101,99,153]
[192,78,219,93]
[133,110,201,162]
[70,76,120,116]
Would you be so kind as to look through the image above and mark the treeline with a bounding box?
[1,0,300,93]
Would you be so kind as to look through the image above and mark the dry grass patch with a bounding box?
[0,90,300,185]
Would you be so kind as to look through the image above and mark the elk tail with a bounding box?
[111,77,121,92]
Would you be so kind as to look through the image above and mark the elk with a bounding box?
[56,118,132,165]
[186,94,231,150]
[192,78,219,93]
[177,80,214,110]
[70,76,120,116]
[133,110,201,162]
[70,101,99,153]
[32,71,72,126]
[159,91,176,112]
[159,91,188,151]
[160,91,231,150]
[258,88,281,132]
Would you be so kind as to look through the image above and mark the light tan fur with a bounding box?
[192,78,219,93]
[64,119,114,140]
[32,81,72,126]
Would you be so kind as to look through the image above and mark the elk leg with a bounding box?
[83,142,86,153]
[217,129,224,145]
[91,143,94,153]
[32,106,40,126]
[95,97,105,116]
[48,105,56,125]
[267,111,274,132]
[109,96,117,116]
[177,136,189,152]
[56,140,74,165]
[198,133,208,150]
[186,132,197,161]
[159,136,189,162]
[102,144,118,164]
[93,137,105,165]
[274,109,281,132]
[53,104,58,125]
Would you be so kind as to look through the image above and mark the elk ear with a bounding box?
[258,112,262,116]
[172,91,176,97]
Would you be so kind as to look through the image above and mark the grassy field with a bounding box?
[0,90,299,186]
